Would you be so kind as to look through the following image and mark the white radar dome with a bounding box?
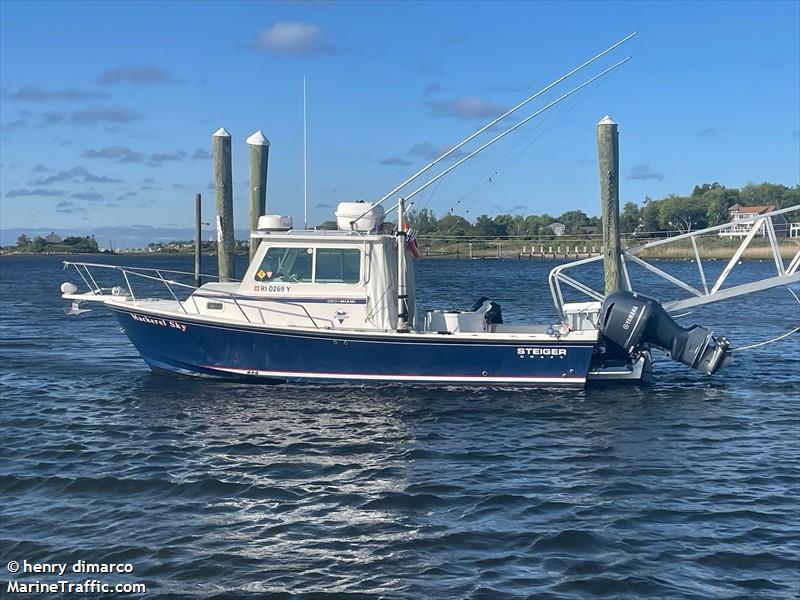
[257,215,293,232]
[335,201,384,232]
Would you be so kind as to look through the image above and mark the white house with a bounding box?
[548,222,566,237]
[718,204,788,238]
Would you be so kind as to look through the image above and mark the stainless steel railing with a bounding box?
[62,261,322,329]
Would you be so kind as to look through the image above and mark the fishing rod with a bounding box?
[394,56,631,211]
[350,31,637,227]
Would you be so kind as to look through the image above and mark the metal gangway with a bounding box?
[549,204,800,315]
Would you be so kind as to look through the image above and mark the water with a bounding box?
[1,255,798,598]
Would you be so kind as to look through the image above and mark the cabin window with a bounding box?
[255,247,313,282]
[315,248,361,284]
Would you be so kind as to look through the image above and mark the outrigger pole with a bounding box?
[391,57,629,332]
[350,31,637,228]
[396,57,631,209]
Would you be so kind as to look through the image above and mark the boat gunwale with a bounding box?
[105,300,598,346]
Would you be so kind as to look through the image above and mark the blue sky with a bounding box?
[1,0,798,238]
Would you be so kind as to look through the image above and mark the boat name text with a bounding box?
[130,313,187,332]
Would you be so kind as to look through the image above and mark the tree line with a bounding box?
[319,181,797,239]
[14,234,100,253]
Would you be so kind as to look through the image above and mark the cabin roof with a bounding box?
[251,229,393,242]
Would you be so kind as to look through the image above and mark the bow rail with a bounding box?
[61,261,320,329]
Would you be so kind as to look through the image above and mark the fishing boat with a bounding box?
[59,34,800,386]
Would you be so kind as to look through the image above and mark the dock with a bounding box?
[517,245,601,260]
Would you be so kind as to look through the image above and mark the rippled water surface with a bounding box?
[1,255,798,598]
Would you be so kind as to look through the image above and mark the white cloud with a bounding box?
[254,22,335,56]
[427,96,507,120]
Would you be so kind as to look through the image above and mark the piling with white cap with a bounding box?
[212,127,235,281]
[246,130,270,261]
[597,115,622,294]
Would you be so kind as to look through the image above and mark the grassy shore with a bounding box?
[633,238,799,260]
[419,237,800,260]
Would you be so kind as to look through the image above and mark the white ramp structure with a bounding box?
[550,204,800,316]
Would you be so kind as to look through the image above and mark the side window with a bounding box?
[255,247,313,282]
[315,248,361,284]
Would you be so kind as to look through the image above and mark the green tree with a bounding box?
[16,233,30,250]
[474,214,500,237]
[739,182,797,209]
[438,214,472,236]
[492,214,516,238]
[691,182,723,198]
[558,210,590,234]
[407,208,439,234]
[702,186,739,226]
[639,200,661,235]
[620,202,641,233]
[657,196,707,232]
[30,236,46,252]
[508,215,526,237]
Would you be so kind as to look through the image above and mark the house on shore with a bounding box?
[548,222,566,237]
[718,204,790,238]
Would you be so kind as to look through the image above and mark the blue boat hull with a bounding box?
[113,307,595,386]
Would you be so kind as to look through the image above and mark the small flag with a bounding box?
[405,225,421,259]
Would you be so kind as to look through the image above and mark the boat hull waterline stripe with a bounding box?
[202,365,586,384]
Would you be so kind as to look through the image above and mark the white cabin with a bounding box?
[186,228,416,332]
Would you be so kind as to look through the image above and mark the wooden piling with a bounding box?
[246,130,270,262]
[194,193,202,288]
[597,115,622,294]
[212,128,235,281]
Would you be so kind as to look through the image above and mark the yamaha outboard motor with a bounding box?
[600,291,732,375]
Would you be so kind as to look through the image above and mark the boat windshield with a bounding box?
[255,247,313,283]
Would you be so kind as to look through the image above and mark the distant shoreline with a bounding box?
[2,243,797,261]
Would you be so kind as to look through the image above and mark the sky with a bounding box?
[1,0,798,244]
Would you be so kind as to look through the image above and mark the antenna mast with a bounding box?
[303,76,308,230]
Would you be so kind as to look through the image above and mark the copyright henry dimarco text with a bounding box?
[5,559,147,595]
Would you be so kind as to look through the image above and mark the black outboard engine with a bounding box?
[600,291,732,375]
